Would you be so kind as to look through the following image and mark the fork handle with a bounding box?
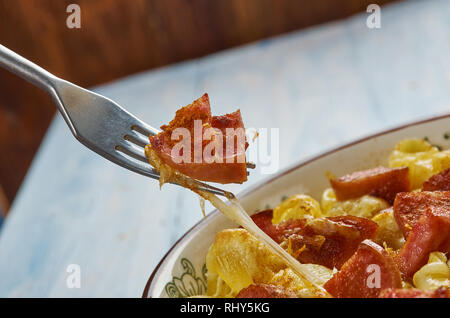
[0,44,58,93]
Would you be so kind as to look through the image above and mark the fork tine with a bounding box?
[113,151,160,178]
[124,132,149,148]
[184,178,230,197]
[132,122,158,137]
[115,143,148,163]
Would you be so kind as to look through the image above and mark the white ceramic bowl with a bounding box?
[143,113,450,298]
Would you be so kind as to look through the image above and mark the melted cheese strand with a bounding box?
[199,196,206,219]
[199,190,330,297]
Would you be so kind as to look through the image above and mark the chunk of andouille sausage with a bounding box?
[323,240,402,298]
[250,210,306,243]
[395,208,450,278]
[147,94,248,184]
[236,284,297,298]
[422,168,450,191]
[379,287,450,298]
[330,166,409,204]
[290,216,378,270]
[393,191,450,238]
[251,210,378,269]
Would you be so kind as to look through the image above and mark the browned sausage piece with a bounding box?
[330,166,409,204]
[423,168,450,191]
[324,240,402,298]
[394,191,450,238]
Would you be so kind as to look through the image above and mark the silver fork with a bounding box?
[0,44,254,196]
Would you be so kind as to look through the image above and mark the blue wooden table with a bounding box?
[1,0,449,297]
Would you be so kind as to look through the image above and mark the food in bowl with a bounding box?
[145,97,449,298]
[203,138,449,298]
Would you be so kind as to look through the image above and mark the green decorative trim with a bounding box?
[423,136,444,151]
[165,258,207,298]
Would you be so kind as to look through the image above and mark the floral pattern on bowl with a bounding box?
[165,258,207,298]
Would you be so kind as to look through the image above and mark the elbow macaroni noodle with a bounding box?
[321,188,389,218]
[272,194,322,224]
[413,252,450,291]
[388,138,450,189]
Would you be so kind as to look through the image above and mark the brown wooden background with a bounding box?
[0,0,399,215]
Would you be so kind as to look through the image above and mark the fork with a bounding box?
[0,44,255,197]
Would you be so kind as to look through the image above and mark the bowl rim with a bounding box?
[142,112,450,298]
